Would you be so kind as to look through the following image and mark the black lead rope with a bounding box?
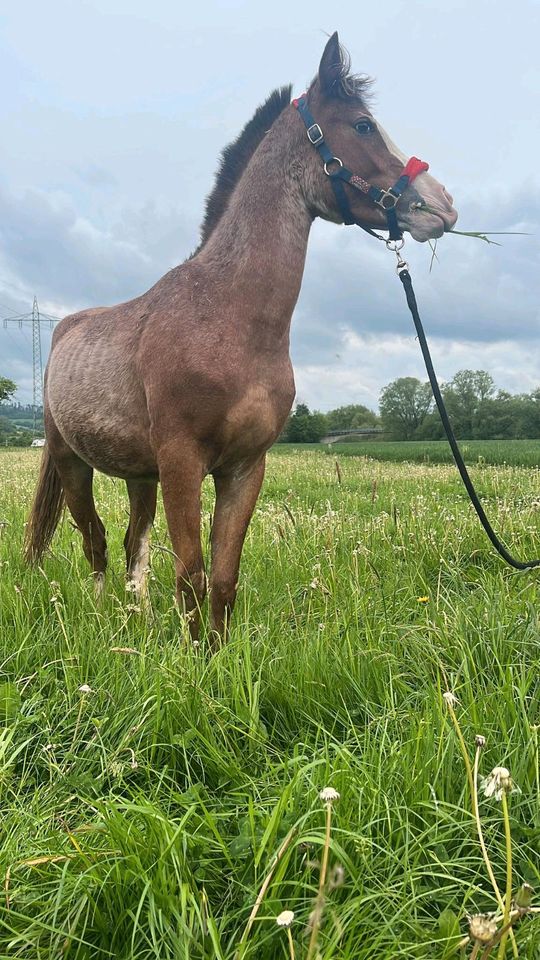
[397,265,540,570]
[292,92,539,568]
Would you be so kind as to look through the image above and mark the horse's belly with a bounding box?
[47,341,157,479]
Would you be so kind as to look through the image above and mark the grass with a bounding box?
[274,439,540,468]
[0,446,539,958]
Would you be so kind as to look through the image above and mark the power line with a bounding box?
[2,297,59,436]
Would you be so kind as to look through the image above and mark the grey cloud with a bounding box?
[291,186,540,373]
[0,184,198,311]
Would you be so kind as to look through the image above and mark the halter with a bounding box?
[293,94,429,242]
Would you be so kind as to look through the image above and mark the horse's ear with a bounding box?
[318,32,343,96]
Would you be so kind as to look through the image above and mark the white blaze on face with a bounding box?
[377,121,458,239]
[378,123,408,165]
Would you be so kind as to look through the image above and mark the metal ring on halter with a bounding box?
[323,157,343,176]
[386,238,405,252]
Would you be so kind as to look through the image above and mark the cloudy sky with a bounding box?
[1,0,539,411]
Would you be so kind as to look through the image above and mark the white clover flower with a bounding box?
[78,683,93,694]
[468,913,498,943]
[480,766,520,801]
[276,909,294,928]
[319,787,340,804]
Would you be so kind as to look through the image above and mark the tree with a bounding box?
[379,377,433,440]
[441,370,495,438]
[472,393,518,439]
[325,404,379,431]
[0,377,16,404]
[283,404,327,443]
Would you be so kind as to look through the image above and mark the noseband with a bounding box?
[293,95,428,242]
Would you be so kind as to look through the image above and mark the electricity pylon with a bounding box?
[2,297,59,436]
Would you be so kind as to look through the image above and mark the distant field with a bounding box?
[275,438,540,467]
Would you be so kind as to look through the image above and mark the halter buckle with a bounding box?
[375,188,400,211]
[306,123,324,145]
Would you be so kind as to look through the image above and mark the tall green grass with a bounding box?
[274,439,540,468]
[0,449,539,958]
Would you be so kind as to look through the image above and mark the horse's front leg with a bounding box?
[158,447,206,642]
[210,456,266,647]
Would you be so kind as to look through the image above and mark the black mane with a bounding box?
[199,84,292,246]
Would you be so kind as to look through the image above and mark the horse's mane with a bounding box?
[198,84,292,247]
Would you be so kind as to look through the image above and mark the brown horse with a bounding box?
[25,33,457,644]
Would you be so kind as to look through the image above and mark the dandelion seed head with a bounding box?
[443,691,459,707]
[319,786,340,804]
[468,914,498,943]
[276,909,295,927]
[480,766,520,800]
[475,734,486,748]
[329,864,345,889]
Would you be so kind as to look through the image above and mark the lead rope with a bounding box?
[390,242,540,570]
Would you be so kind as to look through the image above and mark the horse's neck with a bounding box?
[196,114,313,341]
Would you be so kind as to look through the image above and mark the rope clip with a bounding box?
[386,238,409,274]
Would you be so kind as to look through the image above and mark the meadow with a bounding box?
[0,446,539,959]
[275,439,540,468]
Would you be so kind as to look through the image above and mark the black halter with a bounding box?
[293,95,429,242]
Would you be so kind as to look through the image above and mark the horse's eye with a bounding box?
[354,119,374,135]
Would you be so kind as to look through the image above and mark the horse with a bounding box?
[25,32,457,645]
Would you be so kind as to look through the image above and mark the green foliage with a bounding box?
[325,404,379,431]
[379,376,433,440]
[379,370,540,442]
[0,376,16,403]
[1,448,540,958]
[0,402,41,445]
[440,370,495,438]
[282,403,327,442]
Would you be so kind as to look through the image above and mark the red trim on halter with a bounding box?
[402,157,429,183]
[292,93,307,108]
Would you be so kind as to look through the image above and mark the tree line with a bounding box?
[281,370,540,443]
[0,379,43,445]
[2,369,540,446]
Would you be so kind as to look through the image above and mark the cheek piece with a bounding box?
[293,94,428,241]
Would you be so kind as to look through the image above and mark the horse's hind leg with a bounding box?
[49,429,108,594]
[124,479,157,596]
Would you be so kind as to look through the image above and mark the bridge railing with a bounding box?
[323,428,383,437]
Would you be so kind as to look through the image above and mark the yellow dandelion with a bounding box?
[416,595,429,603]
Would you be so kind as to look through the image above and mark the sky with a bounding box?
[1,0,539,412]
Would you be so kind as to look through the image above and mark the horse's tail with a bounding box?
[24,445,65,564]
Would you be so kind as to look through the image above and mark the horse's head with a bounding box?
[298,33,457,242]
